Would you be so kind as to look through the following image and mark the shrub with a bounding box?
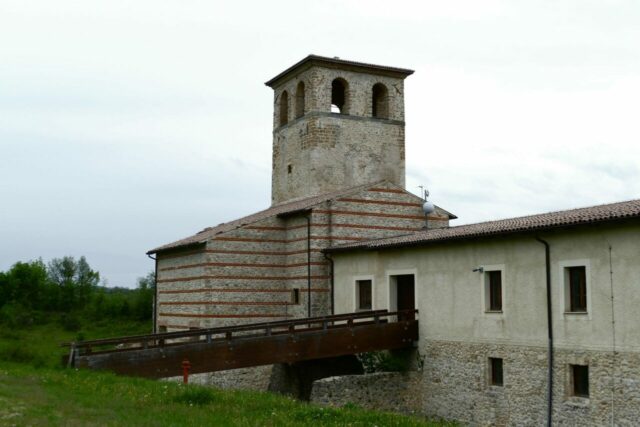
[358,351,410,373]
[0,303,35,328]
[0,346,47,367]
[59,313,82,332]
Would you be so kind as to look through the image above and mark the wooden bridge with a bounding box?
[63,310,418,378]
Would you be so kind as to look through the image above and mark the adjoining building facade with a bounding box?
[327,200,640,425]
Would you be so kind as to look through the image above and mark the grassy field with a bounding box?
[0,320,453,426]
[0,362,452,426]
[0,316,151,369]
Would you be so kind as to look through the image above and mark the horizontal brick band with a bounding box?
[159,287,330,294]
[330,223,422,232]
[287,236,364,242]
[213,236,288,243]
[159,312,291,319]
[158,275,329,283]
[160,261,327,271]
[284,223,421,232]
[244,225,287,231]
[314,209,446,221]
[337,198,422,207]
[367,187,407,194]
[164,324,192,330]
[157,250,204,261]
[206,249,324,256]
[212,236,364,244]
[159,301,292,306]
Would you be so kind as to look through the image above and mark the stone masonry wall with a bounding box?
[166,366,274,391]
[271,65,408,205]
[422,339,640,426]
[272,116,406,204]
[310,372,423,415]
[309,340,640,426]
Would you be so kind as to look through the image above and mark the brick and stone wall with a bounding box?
[155,182,449,332]
[270,64,409,205]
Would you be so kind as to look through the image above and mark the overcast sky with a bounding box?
[1,1,639,287]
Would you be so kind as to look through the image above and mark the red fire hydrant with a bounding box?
[182,358,191,384]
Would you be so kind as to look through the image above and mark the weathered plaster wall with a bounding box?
[331,222,640,424]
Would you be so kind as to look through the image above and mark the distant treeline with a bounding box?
[0,256,154,329]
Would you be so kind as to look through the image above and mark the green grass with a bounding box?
[0,319,453,426]
[0,316,151,369]
[0,362,451,426]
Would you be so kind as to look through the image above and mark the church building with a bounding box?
[148,55,640,425]
[148,55,454,332]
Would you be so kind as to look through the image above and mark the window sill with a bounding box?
[564,311,588,315]
[486,385,504,395]
[564,396,590,407]
[484,310,503,314]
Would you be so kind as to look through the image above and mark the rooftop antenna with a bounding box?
[421,187,435,229]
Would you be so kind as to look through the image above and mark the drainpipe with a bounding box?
[535,237,553,427]
[324,252,335,315]
[306,212,312,317]
[147,253,158,334]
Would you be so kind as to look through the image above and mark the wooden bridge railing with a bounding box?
[62,309,419,378]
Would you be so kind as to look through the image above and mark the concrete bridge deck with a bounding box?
[62,310,419,378]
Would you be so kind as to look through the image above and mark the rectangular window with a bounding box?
[489,357,503,386]
[571,364,589,397]
[487,270,502,312]
[568,266,587,312]
[356,280,372,311]
[291,288,300,305]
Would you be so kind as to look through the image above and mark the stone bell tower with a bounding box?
[265,55,414,205]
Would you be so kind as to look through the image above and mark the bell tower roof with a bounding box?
[265,54,414,88]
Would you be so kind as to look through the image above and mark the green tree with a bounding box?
[0,260,49,309]
[133,271,155,320]
[47,256,99,310]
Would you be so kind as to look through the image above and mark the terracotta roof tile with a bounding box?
[328,198,640,252]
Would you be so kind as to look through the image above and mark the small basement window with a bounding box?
[356,279,372,311]
[287,164,293,174]
[485,270,502,312]
[567,266,587,312]
[489,357,504,386]
[571,364,589,397]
